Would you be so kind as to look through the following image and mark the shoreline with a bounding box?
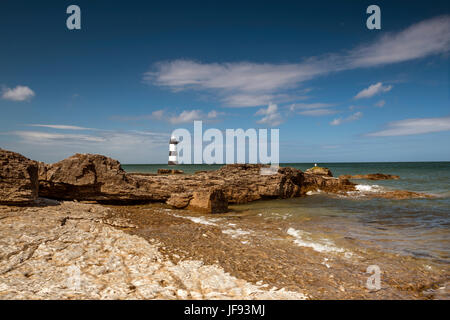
[0,148,448,299]
[0,198,448,300]
[110,202,448,300]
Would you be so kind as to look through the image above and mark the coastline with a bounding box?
[0,148,448,300]
[1,199,447,299]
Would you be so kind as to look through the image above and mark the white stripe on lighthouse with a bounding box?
[168,135,179,165]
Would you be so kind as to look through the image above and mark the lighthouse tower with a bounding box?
[168,136,178,165]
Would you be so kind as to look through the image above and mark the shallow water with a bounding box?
[123,162,450,266]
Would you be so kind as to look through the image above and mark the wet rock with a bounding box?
[339,173,400,180]
[303,173,356,194]
[305,166,333,177]
[0,149,39,204]
[370,190,434,200]
[157,169,184,175]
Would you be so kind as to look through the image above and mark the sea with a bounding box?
[122,162,450,266]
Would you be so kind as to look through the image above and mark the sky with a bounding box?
[0,0,449,164]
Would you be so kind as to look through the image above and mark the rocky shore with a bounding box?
[1,148,358,212]
[0,148,444,300]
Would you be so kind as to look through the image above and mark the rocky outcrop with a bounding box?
[157,169,184,175]
[303,173,355,194]
[339,173,400,180]
[0,149,38,204]
[38,153,152,202]
[1,149,357,212]
[305,166,333,177]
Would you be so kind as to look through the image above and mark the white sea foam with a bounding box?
[287,227,345,253]
[222,228,252,238]
[355,184,383,193]
[171,213,219,226]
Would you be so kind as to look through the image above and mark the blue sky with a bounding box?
[0,0,449,163]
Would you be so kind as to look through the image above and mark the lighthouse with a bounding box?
[168,136,178,165]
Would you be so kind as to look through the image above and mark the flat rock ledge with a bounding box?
[339,173,400,180]
[0,200,307,300]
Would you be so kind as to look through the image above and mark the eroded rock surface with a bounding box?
[305,166,333,177]
[0,200,306,300]
[339,173,400,180]
[0,149,38,204]
[36,153,356,212]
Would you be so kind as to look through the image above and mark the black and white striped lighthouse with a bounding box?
[168,135,178,165]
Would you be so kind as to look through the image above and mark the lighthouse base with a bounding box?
[168,161,178,165]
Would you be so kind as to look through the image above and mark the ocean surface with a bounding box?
[123,162,450,266]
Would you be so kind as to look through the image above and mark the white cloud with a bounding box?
[330,112,363,126]
[289,102,338,117]
[8,131,106,143]
[2,129,169,163]
[255,103,283,126]
[28,124,95,130]
[168,109,221,124]
[367,116,450,136]
[150,109,165,120]
[2,85,35,101]
[348,15,450,68]
[145,16,450,107]
[298,109,338,116]
[289,102,335,111]
[374,100,386,107]
[354,82,392,99]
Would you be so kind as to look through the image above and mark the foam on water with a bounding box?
[287,227,346,254]
[355,184,383,193]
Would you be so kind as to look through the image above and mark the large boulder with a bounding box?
[188,188,228,213]
[302,173,355,194]
[0,149,39,204]
[38,153,153,202]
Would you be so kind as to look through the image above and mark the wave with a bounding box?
[287,227,348,254]
[355,184,383,193]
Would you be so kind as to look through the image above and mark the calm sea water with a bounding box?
[123,162,450,265]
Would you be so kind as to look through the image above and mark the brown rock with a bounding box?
[303,173,355,194]
[166,193,192,209]
[370,190,433,200]
[38,153,154,202]
[157,169,184,175]
[188,188,228,213]
[0,149,39,204]
[339,173,400,180]
[305,166,333,177]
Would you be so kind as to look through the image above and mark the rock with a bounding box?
[0,201,307,299]
[157,169,184,175]
[3,150,355,212]
[38,153,155,202]
[339,173,400,180]
[305,166,333,177]
[303,173,355,194]
[368,190,433,200]
[188,188,228,213]
[166,193,192,209]
[0,149,39,204]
